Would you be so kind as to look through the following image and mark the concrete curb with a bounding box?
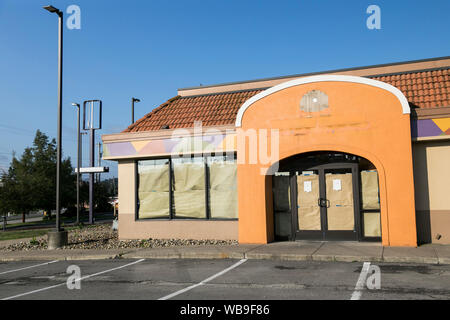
[244,253,312,261]
[0,254,118,262]
[381,256,440,264]
[122,252,447,265]
[1,245,450,265]
[0,254,447,265]
[125,252,246,260]
[438,257,450,265]
[312,255,384,263]
[0,250,134,262]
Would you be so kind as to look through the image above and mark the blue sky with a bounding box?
[0,0,449,178]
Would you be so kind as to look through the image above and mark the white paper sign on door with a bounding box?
[304,181,312,193]
[333,179,342,191]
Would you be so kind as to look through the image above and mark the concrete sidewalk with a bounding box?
[1,241,450,265]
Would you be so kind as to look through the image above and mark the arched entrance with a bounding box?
[236,75,417,246]
[273,151,381,242]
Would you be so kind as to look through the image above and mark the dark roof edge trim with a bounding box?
[177,67,449,98]
[178,56,450,91]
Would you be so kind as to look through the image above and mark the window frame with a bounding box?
[135,153,238,222]
[359,170,382,242]
[134,157,171,221]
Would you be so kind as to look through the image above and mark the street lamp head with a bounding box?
[72,103,80,108]
[133,98,141,103]
[43,5,62,15]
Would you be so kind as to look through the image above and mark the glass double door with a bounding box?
[292,163,360,241]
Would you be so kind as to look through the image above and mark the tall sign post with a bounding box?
[83,100,102,224]
[1,180,5,231]
[43,5,68,249]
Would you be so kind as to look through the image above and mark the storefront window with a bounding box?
[208,156,238,219]
[172,157,206,219]
[137,155,238,220]
[137,159,170,219]
[360,170,381,237]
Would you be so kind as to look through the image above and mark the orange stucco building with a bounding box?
[102,56,450,247]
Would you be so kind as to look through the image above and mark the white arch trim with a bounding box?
[235,75,410,127]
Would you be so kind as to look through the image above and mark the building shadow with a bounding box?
[411,113,432,245]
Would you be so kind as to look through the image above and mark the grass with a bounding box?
[5,219,47,228]
[0,228,51,241]
[0,224,102,242]
[4,212,113,228]
[0,213,113,243]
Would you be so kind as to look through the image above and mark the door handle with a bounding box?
[318,198,329,207]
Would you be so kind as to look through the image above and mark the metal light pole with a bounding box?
[89,120,95,224]
[72,103,81,225]
[97,142,102,183]
[80,131,87,220]
[44,5,67,249]
[80,132,87,165]
[0,180,5,231]
[131,97,140,124]
[83,100,103,225]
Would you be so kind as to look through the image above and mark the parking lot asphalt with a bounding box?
[1,259,450,300]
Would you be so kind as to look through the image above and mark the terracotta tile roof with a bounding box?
[124,89,264,132]
[370,68,450,109]
[124,68,450,133]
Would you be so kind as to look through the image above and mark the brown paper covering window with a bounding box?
[297,174,321,230]
[361,171,380,210]
[209,162,237,219]
[138,165,170,218]
[364,211,381,237]
[174,162,205,191]
[173,190,206,218]
[325,173,354,231]
[138,191,170,218]
[173,163,206,218]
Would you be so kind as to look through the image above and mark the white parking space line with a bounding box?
[158,259,248,300]
[350,262,371,300]
[0,260,59,275]
[1,259,145,300]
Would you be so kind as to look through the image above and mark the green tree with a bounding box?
[77,179,114,215]
[0,130,76,221]
[30,131,75,213]
[94,179,114,212]
[30,131,57,214]
[0,150,34,222]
